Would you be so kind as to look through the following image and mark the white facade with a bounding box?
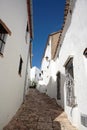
[30,66,41,83]
[39,0,87,130]
[0,0,33,130]
[38,36,52,93]
[41,36,51,84]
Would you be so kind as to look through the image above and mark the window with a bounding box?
[0,32,7,55]
[0,19,11,55]
[25,23,29,44]
[18,56,23,76]
[83,48,87,58]
[65,57,75,107]
[56,72,61,100]
[41,70,43,74]
[45,56,49,61]
[81,113,87,127]
[39,73,41,77]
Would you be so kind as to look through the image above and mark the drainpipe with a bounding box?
[23,39,32,102]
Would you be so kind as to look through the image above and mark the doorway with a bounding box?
[57,72,61,100]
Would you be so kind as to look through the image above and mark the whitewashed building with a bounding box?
[40,0,87,130]
[0,0,33,129]
[39,31,61,93]
[30,66,41,83]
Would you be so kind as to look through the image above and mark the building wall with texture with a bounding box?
[0,0,32,129]
[40,0,87,130]
[30,66,41,83]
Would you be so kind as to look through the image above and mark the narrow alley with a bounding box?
[3,89,78,130]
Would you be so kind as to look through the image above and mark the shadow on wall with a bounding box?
[37,76,53,94]
[46,73,65,102]
[59,73,66,108]
[46,76,55,97]
[37,72,66,107]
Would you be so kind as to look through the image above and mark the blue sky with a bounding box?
[32,0,65,68]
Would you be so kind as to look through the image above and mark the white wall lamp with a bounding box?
[45,56,50,62]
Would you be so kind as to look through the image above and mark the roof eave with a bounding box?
[27,0,33,39]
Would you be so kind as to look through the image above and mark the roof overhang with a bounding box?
[0,19,11,36]
[27,0,33,39]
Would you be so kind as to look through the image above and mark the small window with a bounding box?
[45,56,49,61]
[83,48,87,58]
[18,56,23,76]
[26,23,28,32]
[25,23,29,44]
[0,19,11,56]
[0,32,7,55]
[39,73,41,77]
[81,113,87,127]
[41,70,43,74]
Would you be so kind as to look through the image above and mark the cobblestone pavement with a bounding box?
[3,89,78,130]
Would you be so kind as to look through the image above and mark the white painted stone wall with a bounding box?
[40,0,87,130]
[30,66,41,83]
[41,37,51,84]
[38,37,52,93]
[57,1,87,129]
[0,0,31,129]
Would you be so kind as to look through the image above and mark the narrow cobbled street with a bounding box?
[3,89,78,130]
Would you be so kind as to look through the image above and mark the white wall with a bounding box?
[58,1,87,129]
[30,66,41,83]
[0,0,31,129]
[40,0,87,130]
[51,0,87,129]
[41,37,51,85]
[47,0,87,129]
[40,35,65,108]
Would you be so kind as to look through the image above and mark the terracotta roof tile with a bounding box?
[27,0,33,39]
[53,0,71,59]
[51,31,61,59]
[41,0,71,62]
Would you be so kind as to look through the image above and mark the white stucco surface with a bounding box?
[39,0,87,130]
[30,66,41,83]
[0,0,31,129]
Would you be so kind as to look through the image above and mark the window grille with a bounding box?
[0,24,7,55]
[81,114,87,127]
[18,56,23,76]
[0,19,11,55]
[65,58,75,107]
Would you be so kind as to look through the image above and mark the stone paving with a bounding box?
[3,89,78,130]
